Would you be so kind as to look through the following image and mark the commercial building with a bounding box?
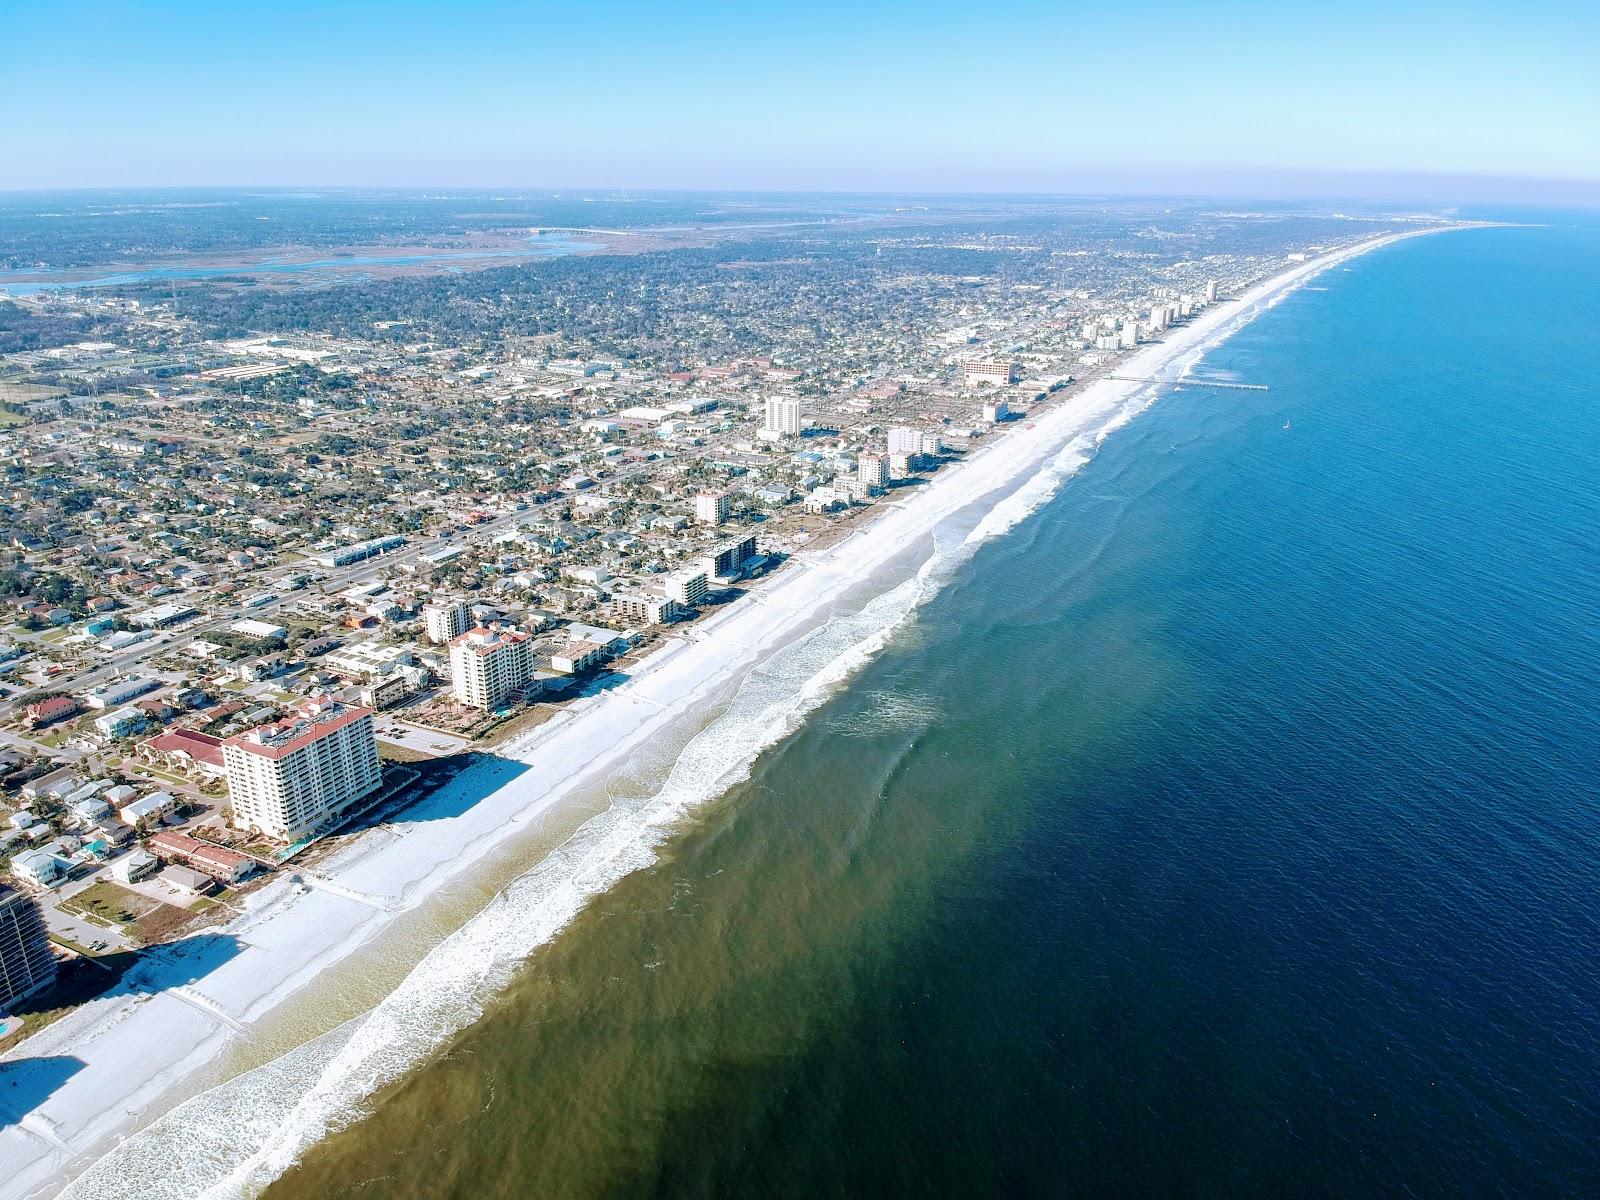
[0,883,56,1008]
[1205,279,1219,303]
[83,677,159,710]
[422,597,471,645]
[130,602,198,629]
[139,728,226,779]
[962,358,1018,387]
[449,626,533,710]
[24,696,79,728]
[323,639,414,680]
[310,535,406,569]
[695,490,731,526]
[229,619,288,642]
[804,486,844,514]
[763,396,802,437]
[550,642,609,674]
[223,699,382,843]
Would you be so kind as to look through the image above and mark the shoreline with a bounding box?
[0,224,1464,1200]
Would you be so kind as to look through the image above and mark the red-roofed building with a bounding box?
[25,696,80,729]
[148,830,257,884]
[139,727,227,779]
[222,699,381,842]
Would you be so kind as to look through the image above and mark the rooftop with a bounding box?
[224,698,372,761]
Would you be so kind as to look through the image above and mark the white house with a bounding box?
[11,846,69,888]
[119,791,178,828]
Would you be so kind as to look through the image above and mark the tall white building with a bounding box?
[763,396,802,437]
[449,626,533,710]
[695,490,731,526]
[887,427,923,456]
[858,453,890,492]
[0,883,56,1009]
[224,699,381,843]
[1205,280,1219,303]
[422,597,470,645]
[667,568,710,607]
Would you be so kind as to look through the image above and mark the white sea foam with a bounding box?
[24,229,1452,1200]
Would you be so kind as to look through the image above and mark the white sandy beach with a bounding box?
[0,228,1452,1200]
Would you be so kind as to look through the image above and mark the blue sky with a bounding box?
[3,0,1596,195]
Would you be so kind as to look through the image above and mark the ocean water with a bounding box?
[234,220,1600,1197]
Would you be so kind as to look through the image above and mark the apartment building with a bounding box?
[762,395,802,437]
[449,626,533,710]
[0,883,55,1008]
[857,453,890,492]
[609,593,683,626]
[223,698,382,843]
[666,568,710,608]
[422,597,471,644]
[699,535,760,583]
[695,490,731,526]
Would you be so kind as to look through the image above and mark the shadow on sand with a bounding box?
[333,752,536,838]
[0,931,246,1129]
[0,1054,85,1129]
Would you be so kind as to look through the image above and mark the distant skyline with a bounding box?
[4,0,1597,199]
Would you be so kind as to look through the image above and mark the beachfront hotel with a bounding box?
[962,357,1019,387]
[0,882,58,1009]
[449,625,534,710]
[222,698,382,843]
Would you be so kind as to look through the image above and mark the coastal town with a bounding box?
[0,197,1427,1054]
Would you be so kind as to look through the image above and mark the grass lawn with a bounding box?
[60,880,158,928]
[137,765,189,787]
